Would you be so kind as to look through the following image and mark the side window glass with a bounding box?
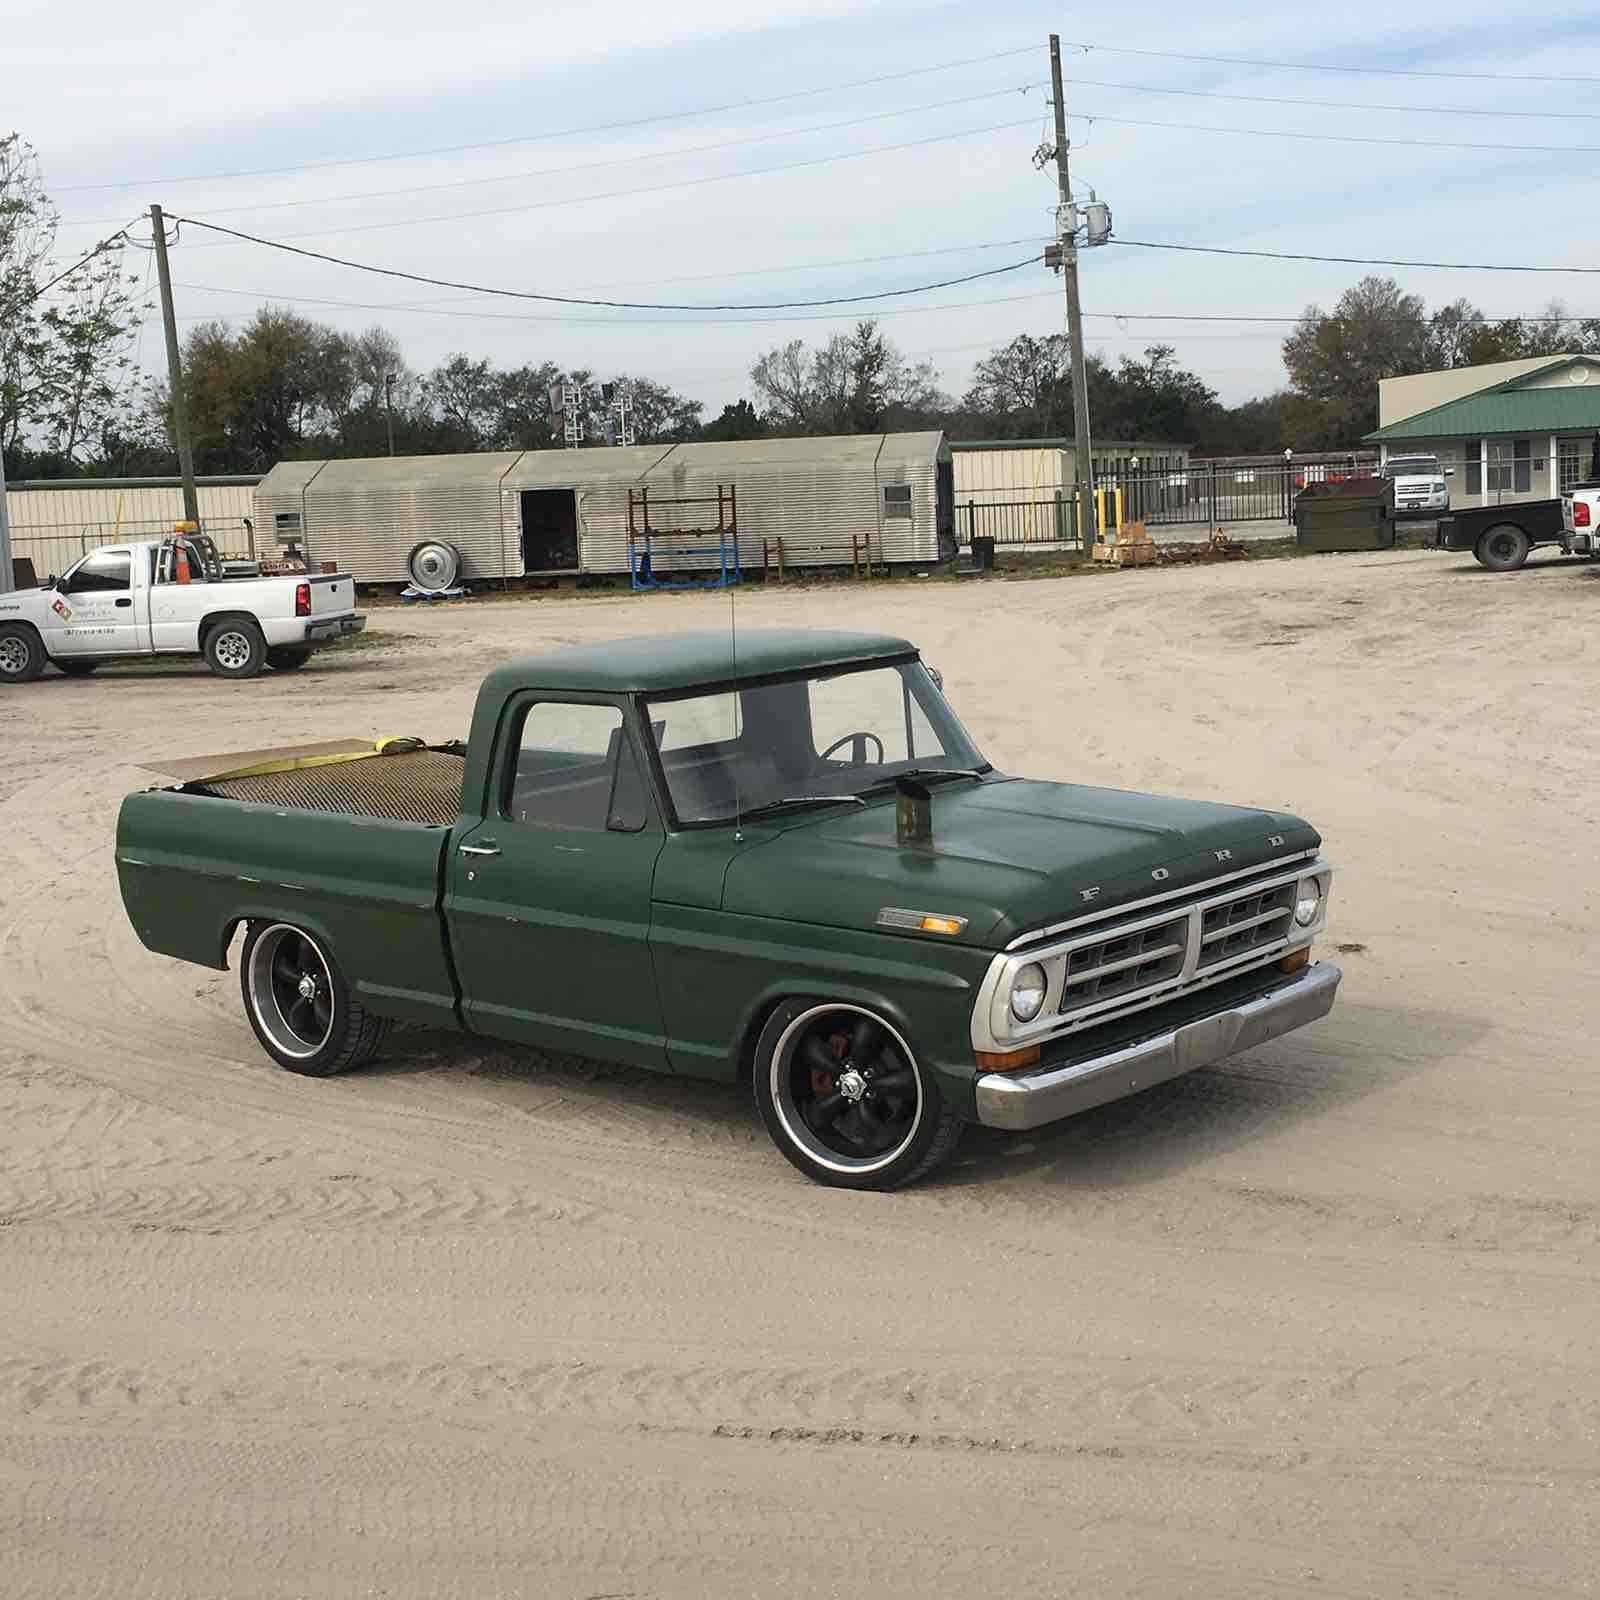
[507,702,647,832]
[63,550,131,594]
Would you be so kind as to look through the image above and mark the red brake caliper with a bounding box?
[811,1031,849,1095]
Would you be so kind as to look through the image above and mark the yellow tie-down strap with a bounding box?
[196,736,428,785]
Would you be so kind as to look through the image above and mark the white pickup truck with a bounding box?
[0,534,364,685]
[1562,482,1600,557]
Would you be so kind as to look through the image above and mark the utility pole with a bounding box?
[384,372,397,456]
[150,204,200,527]
[1048,35,1095,550]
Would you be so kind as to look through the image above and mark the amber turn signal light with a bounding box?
[1279,946,1311,974]
[975,1046,1040,1073]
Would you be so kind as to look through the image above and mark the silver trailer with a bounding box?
[253,433,952,585]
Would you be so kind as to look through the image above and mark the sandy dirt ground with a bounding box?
[2,548,1597,1599]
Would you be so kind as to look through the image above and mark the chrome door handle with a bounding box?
[459,842,500,857]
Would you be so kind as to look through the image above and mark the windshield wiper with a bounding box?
[858,766,989,794]
[740,794,869,821]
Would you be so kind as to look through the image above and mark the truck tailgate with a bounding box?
[116,788,459,1029]
[308,573,358,615]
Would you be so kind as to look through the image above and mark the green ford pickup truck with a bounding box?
[116,629,1340,1189]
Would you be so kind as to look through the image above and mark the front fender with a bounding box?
[650,902,988,1112]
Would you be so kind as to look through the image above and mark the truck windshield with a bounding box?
[1387,458,1440,477]
[643,660,988,826]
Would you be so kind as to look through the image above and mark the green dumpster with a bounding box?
[1293,476,1396,552]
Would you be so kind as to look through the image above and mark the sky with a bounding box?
[14,0,1600,421]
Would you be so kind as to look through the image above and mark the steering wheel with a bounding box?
[820,731,885,766]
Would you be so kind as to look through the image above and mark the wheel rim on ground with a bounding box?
[213,629,253,671]
[0,636,31,677]
[1489,531,1520,562]
[248,925,336,1060]
[409,542,459,592]
[770,1004,924,1176]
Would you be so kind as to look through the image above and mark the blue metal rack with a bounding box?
[627,485,741,591]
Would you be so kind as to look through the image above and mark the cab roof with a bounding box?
[484,628,918,697]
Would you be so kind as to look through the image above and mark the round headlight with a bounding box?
[1294,878,1324,928]
[1009,962,1048,1023]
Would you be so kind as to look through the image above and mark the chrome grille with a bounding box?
[1059,913,1187,1019]
[1197,881,1296,971]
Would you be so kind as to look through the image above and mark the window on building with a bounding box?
[1559,438,1595,490]
[273,512,302,533]
[1464,440,1482,497]
[882,483,914,518]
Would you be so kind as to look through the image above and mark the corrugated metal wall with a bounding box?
[253,435,946,582]
[6,482,260,576]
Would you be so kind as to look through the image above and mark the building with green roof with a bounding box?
[1367,353,1600,506]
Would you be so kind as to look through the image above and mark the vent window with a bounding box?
[882,484,914,518]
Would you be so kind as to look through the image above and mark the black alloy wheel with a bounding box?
[240,921,389,1077]
[753,1000,962,1190]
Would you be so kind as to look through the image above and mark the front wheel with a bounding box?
[0,624,46,684]
[204,619,266,678]
[1475,524,1530,571]
[752,1000,963,1189]
[240,921,390,1077]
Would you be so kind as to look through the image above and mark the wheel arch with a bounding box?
[732,978,931,1083]
[0,617,50,657]
[199,608,264,644]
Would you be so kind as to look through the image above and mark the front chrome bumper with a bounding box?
[973,961,1342,1131]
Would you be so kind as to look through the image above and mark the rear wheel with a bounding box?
[240,922,389,1077]
[204,618,266,678]
[0,624,46,684]
[1475,524,1530,571]
[753,999,962,1190]
[55,659,99,677]
[266,646,312,671]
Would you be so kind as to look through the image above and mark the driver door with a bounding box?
[47,548,141,656]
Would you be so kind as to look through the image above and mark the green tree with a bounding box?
[1282,276,1431,445]
[750,320,944,435]
[1,132,145,471]
[702,399,766,441]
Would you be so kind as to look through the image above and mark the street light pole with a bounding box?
[384,373,397,456]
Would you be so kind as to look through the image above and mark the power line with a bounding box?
[1114,239,1600,274]
[170,116,1043,246]
[1070,110,1600,156]
[1060,38,1600,86]
[171,235,1049,313]
[1064,73,1600,122]
[169,214,1039,309]
[54,44,1039,192]
[60,83,1044,228]
[26,224,139,301]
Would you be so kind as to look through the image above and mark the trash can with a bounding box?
[971,535,996,571]
[1293,477,1396,552]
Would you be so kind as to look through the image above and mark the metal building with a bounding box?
[253,433,953,584]
[4,476,260,578]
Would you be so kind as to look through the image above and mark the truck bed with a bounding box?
[191,747,467,826]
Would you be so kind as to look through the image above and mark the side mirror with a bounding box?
[1444,468,1455,476]
[44,574,58,589]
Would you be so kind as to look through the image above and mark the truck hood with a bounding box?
[721,777,1320,948]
